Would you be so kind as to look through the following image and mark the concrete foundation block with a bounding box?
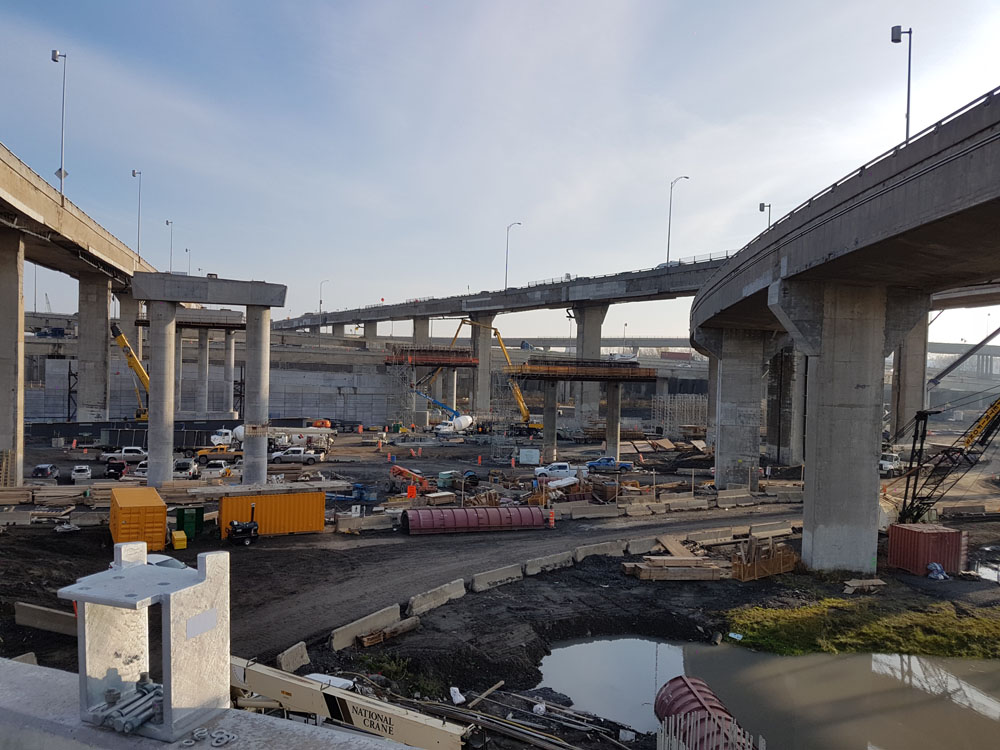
[405,579,466,617]
[777,491,804,504]
[686,528,734,545]
[647,503,668,514]
[329,605,401,651]
[471,564,524,592]
[14,602,77,637]
[625,505,652,517]
[570,505,621,519]
[574,540,626,563]
[626,537,659,555]
[666,498,710,511]
[360,515,393,530]
[524,551,574,576]
[276,641,310,672]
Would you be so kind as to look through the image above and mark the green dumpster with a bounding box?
[174,506,205,540]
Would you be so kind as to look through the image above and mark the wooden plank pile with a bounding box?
[731,536,798,581]
[622,535,725,581]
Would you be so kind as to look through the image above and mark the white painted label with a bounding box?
[186,608,217,640]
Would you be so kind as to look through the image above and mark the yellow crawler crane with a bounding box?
[110,323,150,421]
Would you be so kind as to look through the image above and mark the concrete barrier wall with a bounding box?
[524,551,574,576]
[276,641,310,672]
[686,528,734,545]
[471,564,524,592]
[570,506,621,520]
[626,537,659,555]
[574,540,626,563]
[405,579,466,617]
[329,604,401,651]
[14,602,77,637]
[666,498,709,511]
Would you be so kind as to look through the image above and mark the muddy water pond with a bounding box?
[538,637,1000,748]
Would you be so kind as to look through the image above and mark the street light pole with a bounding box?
[504,221,521,289]
[131,170,142,254]
[891,25,914,142]
[185,248,191,276]
[165,220,174,271]
[319,279,330,312]
[759,202,772,227]
[666,175,689,263]
[51,50,68,201]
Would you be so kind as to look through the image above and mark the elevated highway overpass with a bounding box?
[690,84,1000,572]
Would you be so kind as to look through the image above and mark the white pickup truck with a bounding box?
[534,462,587,479]
[879,453,903,477]
[270,447,325,465]
[99,446,148,464]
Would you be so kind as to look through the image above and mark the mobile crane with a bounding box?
[896,394,1000,523]
[110,323,150,421]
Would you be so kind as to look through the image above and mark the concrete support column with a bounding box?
[715,330,765,491]
[331,323,346,338]
[223,330,236,415]
[196,329,210,415]
[147,301,176,488]
[769,279,927,572]
[706,355,718,447]
[116,292,143,361]
[0,230,25,485]
[606,381,622,460]
[574,304,608,426]
[431,369,444,402]
[77,273,111,421]
[542,381,558,463]
[448,368,458,411]
[174,332,184,413]
[412,317,430,428]
[364,322,378,350]
[891,315,928,441]
[242,306,271,486]
[470,314,495,414]
[765,347,806,466]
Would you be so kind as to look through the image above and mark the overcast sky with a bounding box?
[3,1,999,343]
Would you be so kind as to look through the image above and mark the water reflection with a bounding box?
[538,637,1000,748]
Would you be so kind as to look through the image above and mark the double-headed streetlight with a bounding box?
[165,220,174,271]
[131,170,142,253]
[666,175,689,263]
[51,50,68,199]
[891,25,914,142]
[504,221,521,289]
[759,202,772,227]
[319,279,330,313]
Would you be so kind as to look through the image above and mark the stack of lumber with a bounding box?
[0,487,33,505]
[731,536,798,581]
[622,555,724,581]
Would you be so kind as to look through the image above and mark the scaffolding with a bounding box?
[387,363,417,427]
[652,394,708,439]
[489,371,521,463]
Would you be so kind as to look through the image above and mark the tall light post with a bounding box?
[50,50,68,200]
[504,221,521,289]
[131,170,142,253]
[666,175,689,263]
[891,25,914,142]
[759,202,772,227]
[319,279,330,312]
[165,220,174,271]
[185,247,191,275]
[623,321,628,354]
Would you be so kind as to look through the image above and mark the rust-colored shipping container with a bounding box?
[402,506,544,535]
[888,523,968,574]
[219,492,325,537]
[110,487,167,551]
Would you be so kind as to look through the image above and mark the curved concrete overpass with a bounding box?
[690,85,1000,573]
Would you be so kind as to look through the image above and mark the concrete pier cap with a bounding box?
[130,273,287,487]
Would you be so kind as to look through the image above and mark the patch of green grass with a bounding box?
[357,653,444,698]
[727,598,1000,658]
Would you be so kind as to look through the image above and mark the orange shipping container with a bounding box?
[219,492,326,537]
[888,523,968,575]
[110,487,167,551]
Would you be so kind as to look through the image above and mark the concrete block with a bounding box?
[471,564,524,592]
[360,515,393,530]
[941,504,986,516]
[524,551,574,576]
[14,602,77,637]
[384,616,420,639]
[667,497,709,511]
[574,540,626,563]
[750,521,792,535]
[626,537,659,555]
[405,579,466,617]
[777,491,803,504]
[625,505,652,517]
[570,505,621,519]
[330,605,401,651]
[11,652,37,665]
[276,641,310,672]
[716,489,752,508]
[647,503,668,514]
[686,528,734,545]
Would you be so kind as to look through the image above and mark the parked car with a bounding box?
[71,465,92,482]
[200,460,232,479]
[173,458,200,480]
[586,456,634,473]
[534,462,587,479]
[31,463,60,479]
[99,446,147,463]
[104,459,128,480]
[133,460,149,478]
[270,447,325,464]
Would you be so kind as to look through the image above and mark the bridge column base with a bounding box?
[765,347,806,466]
[714,330,765,491]
[573,304,608,426]
[891,316,928,441]
[147,301,176,488]
[542,381,557,463]
[470,314,495,414]
[77,273,111,421]
[605,382,622,460]
[0,229,25,486]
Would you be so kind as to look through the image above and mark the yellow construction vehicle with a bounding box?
[427,319,542,433]
[110,323,150,421]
